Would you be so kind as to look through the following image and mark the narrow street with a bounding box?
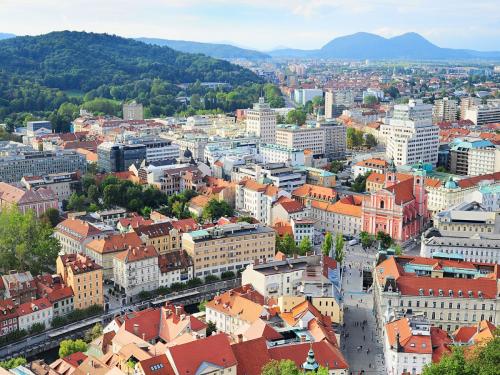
[340,245,385,375]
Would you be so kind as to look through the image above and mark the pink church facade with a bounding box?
[361,166,429,242]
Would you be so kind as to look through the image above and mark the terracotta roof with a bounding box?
[171,218,198,233]
[430,326,452,363]
[457,172,500,189]
[206,287,266,324]
[168,333,237,374]
[118,215,153,229]
[63,352,88,368]
[138,355,175,375]
[278,199,305,214]
[0,299,17,320]
[47,286,74,303]
[17,297,52,316]
[269,341,348,370]
[0,182,57,205]
[326,196,362,217]
[231,337,271,375]
[242,318,284,341]
[385,177,415,204]
[56,218,102,240]
[280,300,325,327]
[355,158,388,168]
[189,195,211,208]
[386,318,432,354]
[158,250,193,273]
[292,184,336,201]
[240,178,279,197]
[134,222,174,238]
[425,178,442,188]
[86,232,143,255]
[59,253,103,274]
[452,321,496,345]
[114,245,158,263]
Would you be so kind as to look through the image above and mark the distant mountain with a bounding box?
[136,37,270,60]
[0,31,261,92]
[0,33,15,40]
[269,32,500,60]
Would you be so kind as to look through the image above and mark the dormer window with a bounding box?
[468,290,473,297]
[448,290,453,297]
[429,289,434,296]
[438,289,444,296]
[458,290,463,297]
[419,288,424,296]
[478,291,483,298]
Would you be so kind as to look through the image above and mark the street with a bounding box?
[340,244,384,375]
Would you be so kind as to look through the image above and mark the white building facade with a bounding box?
[246,97,277,144]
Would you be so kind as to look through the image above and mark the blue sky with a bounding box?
[1,0,499,51]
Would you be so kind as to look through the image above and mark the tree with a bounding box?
[363,95,379,105]
[197,300,207,312]
[67,192,86,211]
[261,359,301,375]
[281,233,298,255]
[58,339,88,358]
[385,86,400,99]
[322,232,333,256]
[334,233,345,263]
[298,237,312,255]
[328,160,345,174]
[237,216,254,224]
[376,231,393,249]
[360,231,375,249]
[202,199,234,222]
[364,133,378,149]
[40,207,60,227]
[0,357,27,369]
[206,321,217,336]
[346,128,364,149]
[422,347,472,375]
[286,109,306,125]
[351,171,371,193]
[394,244,403,256]
[84,323,103,342]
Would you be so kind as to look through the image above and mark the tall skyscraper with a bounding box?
[246,97,277,144]
[385,99,439,166]
[324,90,354,119]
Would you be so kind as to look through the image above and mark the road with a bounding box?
[0,279,239,360]
[340,244,385,375]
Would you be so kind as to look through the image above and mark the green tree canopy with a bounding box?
[261,359,301,375]
[286,109,307,125]
[201,199,234,222]
[298,236,312,255]
[322,232,333,256]
[58,339,88,358]
[334,233,345,263]
[376,231,393,249]
[360,231,375,249]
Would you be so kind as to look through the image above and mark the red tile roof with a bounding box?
[114,245,158,263]
[278,199,305,214]
[168,333,237,374]
[171,218,198,233]
[139,355,175,375]
[457,172,500,189]
[269,341,348,370]
[386,318,432,354]
[63,352,88,368]
[231,337,271,375]
[17,297,52,316]
[385,177,415,204]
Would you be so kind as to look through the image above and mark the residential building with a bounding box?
[140,138,180,163]
[294,89,323,106]
[0,149,86,183]
[433,201,500,235]
[308,195,363,235]
[325,90,354,118]
[85,232,144,279]
[246,97,277,144]
[271,198,307,224]
[291,218,315,245]
[123,101,144,121]
[276,124,326,156]
[316,120,347,159]
[182,223,276,278]
[35,275,74,317]
[383,316,451,375]
[305,167,336,188]
[421,228,500,264]
[433,97,458,123]
[362,162,429,242]
[26,121,52,137]
[459,97,481,120]
[97,142,147,172]
[233,162,306,193]
[373,253,499,333]
[235,179,283,225]
[259,143,305,167]
[353,158,388,179]
[55,218,107,255]
[452,320,496,346]
[20,172,79,207]
[1,271,37,304]
[113,245,159,298]
[0,182,58,216]
[17,297,53,331]
[158,250,194,287]
[292,184,337,206]
[384,99,439,166]
[466,184,500,211]
[57,253,104,309]
[134,222,181,255]
[0,299,18,336]
[363,88,385,101]
[464,102,500,125]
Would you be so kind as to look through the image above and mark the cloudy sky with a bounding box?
[1,0,499,51]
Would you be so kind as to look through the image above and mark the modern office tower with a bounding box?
[385,99,439,166]
[449,138,499,176]
[26,121,52,137]
[0,148,87,183]
[275,124,326,156]
[123,101,144,120]
[293,89,323,106]
[246,97,277,144]
[432,97,458,122]
[464,102,500,125]
[97,142,147,172]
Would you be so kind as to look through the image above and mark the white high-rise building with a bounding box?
[246,97,277,144]
[325,90,355,119]
[433,97,458,122]
[385,99,439,166]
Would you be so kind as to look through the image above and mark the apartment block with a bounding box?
[275,125,326,156]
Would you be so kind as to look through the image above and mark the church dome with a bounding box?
[444,176,458,189]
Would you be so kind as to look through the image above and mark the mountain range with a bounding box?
[269,32,500,60]
[0,33,15,40]
[136,37,270,60]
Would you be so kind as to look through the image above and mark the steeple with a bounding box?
[302,344,319,372]
[389,157,397,173]
[385,157,397,188]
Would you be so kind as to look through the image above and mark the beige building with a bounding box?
[433,97,458,123]
[307,195,362,235]
[182,222,276,279]
[20,172,79,208]
[305,167,336,188]
[434,201,500,235]
[113,245,159,299]
[246,97,277,144]
[56,253,104,310]
[133,222,181,255]
[55,218,107,255]
[275,124,326,156]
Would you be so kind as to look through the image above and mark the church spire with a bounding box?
[302,344,320,372]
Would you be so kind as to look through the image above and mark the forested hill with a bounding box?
[0,31,261,91]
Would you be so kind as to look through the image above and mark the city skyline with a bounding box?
[1,0,499,51]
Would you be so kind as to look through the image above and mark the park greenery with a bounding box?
[261,359,329,375]
[376,231,394,249]
[51,305,104,328]
[328,160,345,174]
[286,109,307,125]
[0,356,27,369]
[0,32,289,131]
[201,199,234,222]
[347,128,378,149]
[350,171,371,193]
[0,206,60,274]
[360,231,375,249]
[422,332,499,375]
[84,323,103,343]
[334,233,345,263]
[321,232,333,256]
[276,234,311,256]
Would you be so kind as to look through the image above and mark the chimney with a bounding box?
[237,334,243,343]
[175,305,182,316]
[133,323,139,336]
[142,333,146,341]
[180,314,186,321]
[90,360,94,368]
[300,335,307,343]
